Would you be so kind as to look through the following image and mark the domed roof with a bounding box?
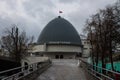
[37,16,82,46]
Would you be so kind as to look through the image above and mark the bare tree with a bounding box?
[0,25,34,62]
[83,0,120,73]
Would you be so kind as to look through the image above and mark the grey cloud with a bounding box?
[0,0,118,42]
[66,0,117,32]
[23,0,55,17]
[58,0,79,3]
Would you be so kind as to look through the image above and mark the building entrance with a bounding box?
[60,55,63,59]
[55,55,59,59]
[55,55,64,59]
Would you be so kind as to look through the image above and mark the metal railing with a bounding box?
[0,60,51,80]
[80,59,120,80]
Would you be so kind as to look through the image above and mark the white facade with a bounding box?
[28,45,46,52]
[28,44,82,59]
[82,39,91,57]
[29,44,81,52]
[47,45,81,52]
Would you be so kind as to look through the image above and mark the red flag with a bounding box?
[59,11,63,13]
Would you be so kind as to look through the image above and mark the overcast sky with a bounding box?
[0,0,117,41]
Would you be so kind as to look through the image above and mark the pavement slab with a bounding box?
[36,59,87,80]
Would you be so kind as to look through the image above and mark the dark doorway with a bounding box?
[55,55,59,59]
[60,55,64,59]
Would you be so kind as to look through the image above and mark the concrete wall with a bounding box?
[29,44,82,59]
[47,45,81,52]
[21,56,50,66]
[29,44,82,53]
[44,52,76,59]
[29,45,45,52]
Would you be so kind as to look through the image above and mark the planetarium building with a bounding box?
[30,16,82,59]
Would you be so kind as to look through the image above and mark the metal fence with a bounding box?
[0,60,51,80]
[80,59,120,80]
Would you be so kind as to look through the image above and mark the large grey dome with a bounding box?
[37,16,82,46]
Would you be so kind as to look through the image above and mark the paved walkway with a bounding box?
[36,59,87,80]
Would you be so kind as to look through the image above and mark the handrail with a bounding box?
[87,70,102,80]
[89,68,114,80]
[0,60,51,80]
[80,58,120,80]
[0,66,24,74]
